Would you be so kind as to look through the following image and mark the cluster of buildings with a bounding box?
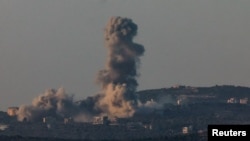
[5,107,153,132]
[227,97,248,104]
[4,85,249,140]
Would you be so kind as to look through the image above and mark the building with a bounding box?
[227,97,238,103]
[64,117,74,124]
[92,116,109,125]
[240,98,248,104]
[43,117,56,129]
[182,126,193,134]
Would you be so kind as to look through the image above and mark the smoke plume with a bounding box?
[17,87,78,121]
[96,16,145,118]
[16,16,145,122]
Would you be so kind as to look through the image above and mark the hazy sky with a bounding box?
[0,0,250,110]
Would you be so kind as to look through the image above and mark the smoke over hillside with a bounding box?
[96,16,144,118]
[17,88,78,121]
[17,16,147,122]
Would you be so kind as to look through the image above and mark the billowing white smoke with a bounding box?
[96,16,145,118]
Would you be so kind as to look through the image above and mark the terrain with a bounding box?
[1,85,250,141]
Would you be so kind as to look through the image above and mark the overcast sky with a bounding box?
[0,0,250,110]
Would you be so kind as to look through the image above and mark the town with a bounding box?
[1,85,250,141]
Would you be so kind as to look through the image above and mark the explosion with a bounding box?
[17,16,145,122]
[17,87,78,121]
[96,16,145,118]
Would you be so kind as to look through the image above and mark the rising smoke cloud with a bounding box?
[17,16,145,122]
[96,16,145,118]
[17,87,78,121]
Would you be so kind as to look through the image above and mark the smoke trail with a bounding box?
[17,87,78,121]
[96,16,145,118]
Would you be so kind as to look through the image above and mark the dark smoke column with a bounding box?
[97,17,145,118]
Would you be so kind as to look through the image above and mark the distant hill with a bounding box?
[136,85,250,104]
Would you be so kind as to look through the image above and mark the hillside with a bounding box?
[1,85,250,141]
[136,85,250,104]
